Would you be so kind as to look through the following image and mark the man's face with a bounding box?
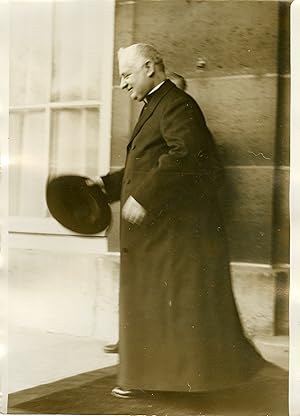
[118,53,153,101]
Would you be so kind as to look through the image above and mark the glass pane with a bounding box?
[85,109,101,177]
[10,3,52,106]
[9,111,47,217]
[51,1,103,102]
[83,2,104,100]
[50,109,100,177]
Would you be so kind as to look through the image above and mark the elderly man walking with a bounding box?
[95,43,265,398]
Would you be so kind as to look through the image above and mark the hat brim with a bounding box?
[46,175,111,234]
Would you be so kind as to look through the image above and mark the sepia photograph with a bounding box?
[0,0,299,414]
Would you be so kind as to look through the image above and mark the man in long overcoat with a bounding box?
[98,43,265,398]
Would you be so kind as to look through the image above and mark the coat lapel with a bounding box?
[129,80,175,144]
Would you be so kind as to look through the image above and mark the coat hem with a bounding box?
[118,369,263,393]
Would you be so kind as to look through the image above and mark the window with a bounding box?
[9,0,115,243]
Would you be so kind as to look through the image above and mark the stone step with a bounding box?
[253,335,289,370]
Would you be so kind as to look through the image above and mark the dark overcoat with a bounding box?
[102,80,264,392]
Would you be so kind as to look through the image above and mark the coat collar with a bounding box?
[130,79,176,143]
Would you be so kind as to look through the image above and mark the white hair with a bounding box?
[118,43,165,71]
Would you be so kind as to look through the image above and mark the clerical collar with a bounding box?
[144,80,166,104]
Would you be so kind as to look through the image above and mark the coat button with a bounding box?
[131,144,136,150]
[122,248,128,254]
[127,179,131,184]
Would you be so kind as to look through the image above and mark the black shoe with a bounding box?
[104,342,119,353]
[111,386,144,399]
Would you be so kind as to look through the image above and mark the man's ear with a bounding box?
[144,60,155,77]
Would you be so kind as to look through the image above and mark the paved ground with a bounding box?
[8,363,288,416]
[8,328,118,393]
[7,334,289,415]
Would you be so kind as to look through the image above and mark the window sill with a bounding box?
[8,217,108,253]
[8,216,107,237]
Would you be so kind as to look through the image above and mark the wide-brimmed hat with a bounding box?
[46,175,111,234]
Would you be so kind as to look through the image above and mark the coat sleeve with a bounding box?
[101,169,124,203]
[130,97,219,214]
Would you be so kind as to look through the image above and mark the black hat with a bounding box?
[46,175,111,234]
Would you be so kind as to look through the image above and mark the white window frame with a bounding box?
[8,0,115,246]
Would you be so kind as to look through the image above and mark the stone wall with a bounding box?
[107,1,290,334]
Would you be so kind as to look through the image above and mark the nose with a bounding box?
[120,76,127,89]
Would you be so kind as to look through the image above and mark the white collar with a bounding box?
[148,80,165,96]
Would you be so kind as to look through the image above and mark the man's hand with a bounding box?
[85,176,106,193]
[122,196,146,225]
